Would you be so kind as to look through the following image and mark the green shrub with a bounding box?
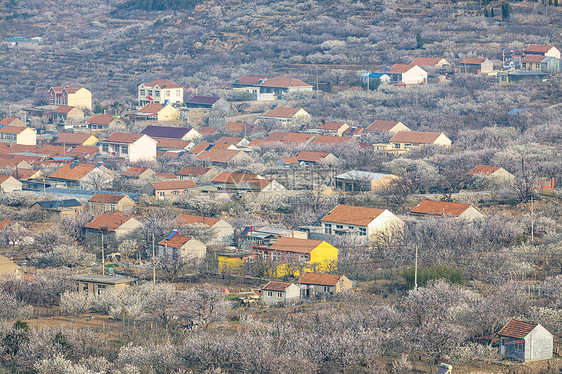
[402,264,464,289]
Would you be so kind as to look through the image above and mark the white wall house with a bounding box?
[385,64,428,85]
[138,79,184,107]
[99,133,158,162]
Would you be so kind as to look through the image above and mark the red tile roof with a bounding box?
[411,200,472,217]
[52,105,77,114]
[176,213,220,227]
[317,121,346,131]
[225,122,246,134]
[103,133,145,144]
[88,193,128,204]
[366,120,401,132]
[216,136,243,146]
[124,167,151,177]
[389,131,443,144]
[310,135,350,146]
[52,133,95,146]
[153,172,177,180]
[49,163,97,181]
[387,64,416,74]
[150,180,196,190]
[261,77,311,88]
[198,127,217,135]
[521,55,547,63]
[280,157,299,164]
[298,272,344,286]
[282,133,315,143]
[262,281,293,291]
[85,212,134,231]
[466,165,501,176]
[267,237,324,254]
[263,107,303,118]
[138,103,164,114]
[296,150,331,163]
[212,172,258,184]
[188,142,212,155]
[196,149,241,163]
[460,57,487,65]
[409,57,445,67]
[51,86,86,94]
[524,45,558,54]
[158,235,194,248]
[176,166,211,177]
[497,318,537,339]
[0,219,15,230]
[86,115,118,125]
[143,79,183,89]
[0,118,25,127]
[322,204,386,226]
[0,126,29,135]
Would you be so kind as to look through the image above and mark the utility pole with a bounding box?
[101,232,105,274]
[152,233,156,286]
[414,244,418,290]
[531,197,534,244]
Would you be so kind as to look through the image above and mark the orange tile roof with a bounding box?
[466,165,501,176]
[235,76,266,85]
[88,193,128,204]
[296,150,330,163]
[0,126,28,134]
[411,200,472,217]
[521,55,547,63]
[143,79,183,89]
[387,64,416,74]
[262,281,293,291]
[150,180,196,190]
[103,133,145,144]
[366,120,401,132]
[153,172,177,180]
[281,157,299,164]
[196,149,241,163]
[497,318,537,339]
[524,45,558,54]
[198,127,217,135]
[176,213,220,227]
[176,166,211,177]
[311,135,350,145]
[188,142,212,155]
[281,133,313,143]
[158,235,194,248]
[261,77,311,88]
[85,212,134,231]
[0,219,15,230]
[216,136,243,146]
[86,115,118,125]
[390,131,443,144]
[52,133,95,145]
[460,57,487,65]
[298,272,344,286]
[322,204,386,226]
[225,122,246,133]
[67,146,98,158]
[154,138,191,149]
[211,172,258,184]
[13,169,41,180]
[52,105,77,114]
[317,121,346,130]
[267,237,324,254]
[263,107,302,118]
[138,103,164,114]
[49,163,97,181]
[124,167,151,177]
[0,175,13,183]
[409,57,445,66]
[0,118,25,127]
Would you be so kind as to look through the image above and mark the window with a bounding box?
[176,90,181,97]
[140,89,145,95]
[50,98,55,105]
[166,91,171,97]
[323,286,329,292]
[147,90,153,96]
[267,291,272,297]
[393,143,400,149]
[62,91,66,97]
[535,63,540,69]
[62,99,67,105]
[155,90,160,97]
[56,98,61,105]
[514,342,524,351]
[102,144,109,152]
[50,91,54,96]
[324,223,332,234]
[173,190,178,195]
[336,225,343,229]
[114,145,120,153]
[97,284,106,295]
[159,191,165,196]
[359,227,367,236]
[277,292,283,298]
[121,146,128,154]
[522,63,527,68]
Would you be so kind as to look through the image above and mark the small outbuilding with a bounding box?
[75,274,136,295]
[261,281,300,305]
[498,318,553,361]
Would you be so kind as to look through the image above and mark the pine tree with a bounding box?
[491,7,495,17]
[484,7,489,17]
[549,0,552,6]
[416,33,425,49]
[554,0,558,6]
[501,2,512,20]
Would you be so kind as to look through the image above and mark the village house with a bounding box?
[238,225,307,249]
[261,281,301,305]
[140,125,200,141]
[86,115,121,130]
[321,204,403,239]
[144,180,196,199]
[186,96,228,110]
[385,64,428,85]
[84,211,143,241]
[76,274,136,295]
[188,141,213,155]
[298,273,352,297]
[88,193,135,213]
[215,136,250,148]
[211,172,286,192]
[0,255,23,278]
[31,199,83,219]
[466,165,514,186]
[459,58,493,74]
[315,121,350,136]
[0,175,23,193]
[335,170,399,192]
[231,76,266,88]
[259,77,313,99]
[497,318,553,361]
[50,132,98,147]
[295,150,338,165]
[360,72,391,86]
[123,167,156,180]
[176,213,235,244]
[261,107,311,125]
[523,45,561,59]
[158,232,207,261]
[0,126,37,145]
[51,105,84,123]
[135,103,180,122]
[276,157,300,168]
[138,79,184,107]
[99,133,157,162]
[410,199,484,220]
[365,120,411,133]
[48,86,92,110]
[388,131,452,151]
[0,117,25,127]
[195,148,252,166]
[47,162,112,188]
[153,138,192,152]
[253,237,338,275]
[310,135,353,146]
[520,55,561,74]
[409,57,450,69]
[176,166,218,181]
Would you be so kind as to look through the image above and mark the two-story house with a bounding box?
[321,204,403,240]
[48,86,92,110]
[135,103,180,122]
[523,45,561,59]
[176,213,235,244]
[99,133,157,162]
[157,232,207,261]
[138,79,184,107]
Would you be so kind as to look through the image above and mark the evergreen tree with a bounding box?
[416,32,425,49]
[555,0,558,6]
[548,0,552,6]
[501,2,513,20]
[484,7,489,17]
[491,7,495,17]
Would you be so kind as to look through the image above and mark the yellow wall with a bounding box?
[68,88,93,110]
[17,128,37,145]
[83,135,99,146]
[157,105,180,121]
[309,241,338,271]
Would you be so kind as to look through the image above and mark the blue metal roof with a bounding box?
[35,199,82,209]
[39,188,142,201]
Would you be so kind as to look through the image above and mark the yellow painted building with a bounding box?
[0,126,37,145]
